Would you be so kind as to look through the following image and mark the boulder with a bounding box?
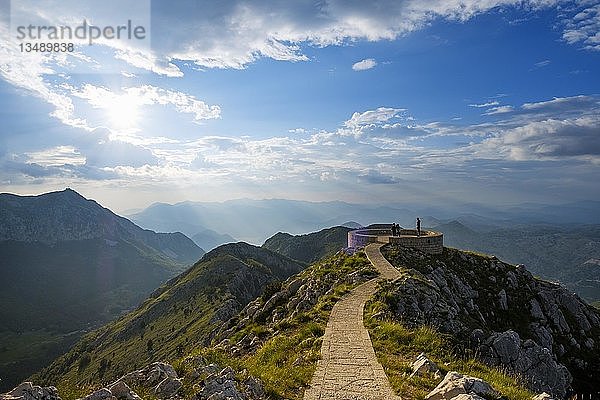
[154,377,182,398]
[478,330,571,399]
[425,371,498,400]
[486,330,520,365]
[449,394,486,400]
[1,383,61,400]
[81,389,114,400]
[113,362,181,399]
[410,353,440,377]
[119,362,178,387]
[107,382,141,400]
[497,289,508,311]
[194,366,265,400]
[529,299,546,321]
[532,393,555,400]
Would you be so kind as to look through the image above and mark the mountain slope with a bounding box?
[262,226,351,264]
[14,241,600,399]
[0,189,204,391]
[0,189,203,264]
[33,243,305,390]
[376,244,600,397]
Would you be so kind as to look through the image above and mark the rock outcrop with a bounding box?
[532,393,556,400]
[425,371,498,400]
[214,252,377,355]
[0,383,60,400]
[2,358,267,400]
[88,358,265,400]
[117,362,181,398]
[410,353,441,378]
[379,245,600,398]
[193,366,265,400]
[478,330,571,398]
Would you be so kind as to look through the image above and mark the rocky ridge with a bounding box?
[16,251,376,400]
[378,245,600,398]
[213,251,377,357]
[33,243,305,390]
[1,360,265,400]
[5,238,598,399]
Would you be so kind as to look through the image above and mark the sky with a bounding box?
[0,0,599,213]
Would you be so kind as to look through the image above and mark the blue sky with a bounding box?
[0,0,599,212]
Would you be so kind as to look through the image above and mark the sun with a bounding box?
[105,94,140,131]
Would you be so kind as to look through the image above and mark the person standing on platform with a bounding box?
[416,217,421,237]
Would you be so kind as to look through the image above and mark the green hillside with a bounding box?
[0,238,192,390]
[262,226,351,263]
[33,243,304,392]
[0,239,183,332]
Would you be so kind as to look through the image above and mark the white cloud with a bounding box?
[0,24,90,129]
[71,84,221,131]
[288,128,307,134]
[521,95,598,112]
[469,101,500,108]
[483,105,515,115]
[114,49,184,77]
[4,94,600,207]
[5,0,576,78]
[562,3,600,51]
[344,107,404,128]
[352,58,377,71]
[1,0,595,139]
[25,146,86,167]
[128,85,221,120]
[473,115,600,161]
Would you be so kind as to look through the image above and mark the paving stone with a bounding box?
[304,243,401,400]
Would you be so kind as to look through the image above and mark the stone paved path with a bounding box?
[304,243,402,400]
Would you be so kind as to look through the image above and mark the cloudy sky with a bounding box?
[1,0,599,212]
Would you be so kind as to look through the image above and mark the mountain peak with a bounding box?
[0,190,203,262]
[39,187,86,199]
[61,187,80,194]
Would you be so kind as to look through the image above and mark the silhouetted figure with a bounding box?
[416,218,421,237]
[391,223,397,236]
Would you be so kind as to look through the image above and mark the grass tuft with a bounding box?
[365,301,534,400]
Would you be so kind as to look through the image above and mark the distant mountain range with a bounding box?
[0,189,204,391]
[129,198,600,246]
[191,229,236,252]
[127,197,600,302]
[0,189,204,263]
[128,199,418,245]
[435,220,600,302]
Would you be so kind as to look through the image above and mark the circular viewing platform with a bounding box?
[348,223,443,254]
